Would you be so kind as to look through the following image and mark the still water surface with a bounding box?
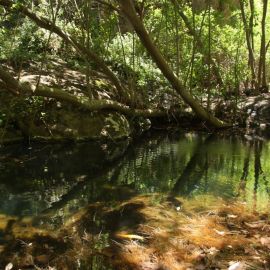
[0,131,270,267]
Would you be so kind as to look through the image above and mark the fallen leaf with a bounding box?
[207,247,219,256]
[195,264,206,270]
[227,214,238,219]
[252,256,261,260]
[35,254,49,264]
[214,229,226,236]
[260,237,270,248]
[5,263,13,270]
[245,221,265,229]
[228,261,245,270]
[116,233,144,240]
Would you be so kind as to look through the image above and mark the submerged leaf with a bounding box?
[228,261,245,270]
[116,233,144,240]
[214,229,226,236]
[5,263,13,270]
[245,221,265,229]
[227,214,238,219]
[260,237,270,248]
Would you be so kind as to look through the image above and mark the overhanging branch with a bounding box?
[0,66,179,118]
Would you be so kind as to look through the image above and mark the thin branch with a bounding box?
[266,39,270,53]
[95,0,120,13]
[0,0,131,102]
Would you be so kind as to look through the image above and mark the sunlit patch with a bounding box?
[111,194,270,270]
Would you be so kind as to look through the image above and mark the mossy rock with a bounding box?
[19,108,131,141]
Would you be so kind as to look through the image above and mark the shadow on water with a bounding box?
[0,131,270,268]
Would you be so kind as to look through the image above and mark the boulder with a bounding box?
[245,94,270,137]
[17,108,132,142]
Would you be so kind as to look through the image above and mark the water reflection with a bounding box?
[0,132,270,219]
[1,132,270,269]
[111,133,270,212]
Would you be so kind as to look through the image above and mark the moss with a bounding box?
[16,108,132,141]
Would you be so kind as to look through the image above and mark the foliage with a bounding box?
[0,0,270,114]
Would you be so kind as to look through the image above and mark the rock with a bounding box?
[244,94,270,138]
[18,109,132,141]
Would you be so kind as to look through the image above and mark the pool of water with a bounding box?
[0,131,270,268]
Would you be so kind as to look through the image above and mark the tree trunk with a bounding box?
[240,0,257,88]
[258,0,268,90]
[118,0,229,128]
[249,0,255,51]
[207,1,211,111]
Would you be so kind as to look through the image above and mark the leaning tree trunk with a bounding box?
[118,0,229,128]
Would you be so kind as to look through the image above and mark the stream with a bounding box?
[0,131,270,269]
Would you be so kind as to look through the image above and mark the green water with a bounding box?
[1,132,270,219]
[0,131,270,268]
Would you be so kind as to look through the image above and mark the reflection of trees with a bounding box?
[171,135,213,196]
[236,139,270,211]
[0,141,129,216]
[237,141,252,199]
[255,141,269,189]
[18,134,172,218]
[253,141,261,209]
[253,140,270,209]
[2,132,270,222]
[111,133,179,189]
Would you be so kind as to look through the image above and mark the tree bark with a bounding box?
[118,0,229,128]
[240,0,257,88]
[249,0,255,51]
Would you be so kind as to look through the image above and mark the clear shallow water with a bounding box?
[0,132,270,268]
[0,132,270,219]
